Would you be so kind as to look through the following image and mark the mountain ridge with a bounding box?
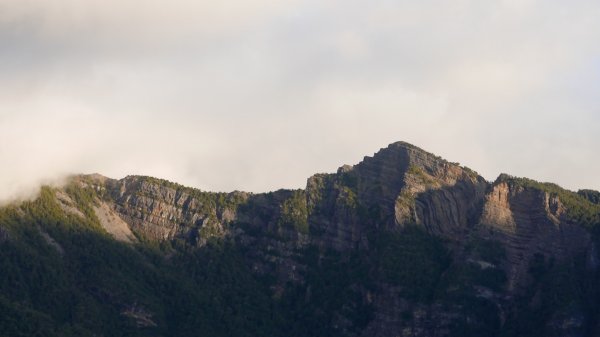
[1,141,599,337]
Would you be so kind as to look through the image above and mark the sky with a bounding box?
[0,0,599,202]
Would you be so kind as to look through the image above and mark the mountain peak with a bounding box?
[387,140,426,151]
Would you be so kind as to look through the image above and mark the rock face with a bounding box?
[83,144,591,280]
[305,142,488,250]
[93,201,136,243]
[103,176,248,244]
[478,177,590,291]
[16,141,598,337]
[387,143,488,238]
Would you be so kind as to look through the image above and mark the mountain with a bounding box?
[1,141,599,337]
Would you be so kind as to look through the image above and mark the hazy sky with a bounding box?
[1,0,599,202]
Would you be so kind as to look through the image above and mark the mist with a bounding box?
[1,0,599,203]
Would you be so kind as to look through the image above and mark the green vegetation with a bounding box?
[277,246,374,336]
[0,182,380,337]
[306,174,330,214]
[278,190,309,234]
[64,183,102,223]
[398,191,413,204]
[135,175,248,217]
[339,171,358,190]
[439,240,507,337]
[462,166,481,180]
[376,226,451,302]
[0,185,282,336]
[2,170,600,337]
[466,238,506,265]
[407,165,435,185]
[501,252,592,337]
[338,186,359,209]
[395,191,416,220]
[578,189,600,205]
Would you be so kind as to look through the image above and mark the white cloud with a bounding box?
[0,0,599,203]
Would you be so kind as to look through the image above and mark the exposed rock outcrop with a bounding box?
[93,201,136,243]
[38,227,64,255]
[104,176,248,244]
[306,142,488,250]
[40,141,599,337]
[477,177,591,291]
[55,190,85,218]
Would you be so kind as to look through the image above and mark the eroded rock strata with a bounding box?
[1,141,599,337]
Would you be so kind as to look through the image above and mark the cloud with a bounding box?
[0,0,599,203]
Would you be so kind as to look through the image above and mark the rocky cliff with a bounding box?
[478,176,591,292]
[1,141,599,337]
